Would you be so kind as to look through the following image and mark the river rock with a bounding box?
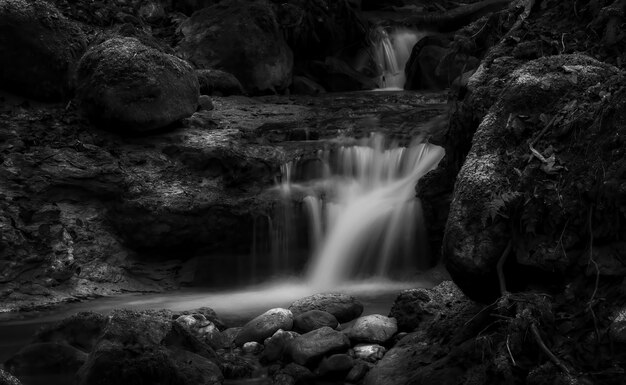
[175,314,224,350]
[34,311,107,351]
[289,293,363,323]
[260,329,299,364]
[292,76,326,95]
[353,344,387,362]
[175,307,226,330]
[288,326,351,366]
[0,0,87,101]
[235,308,294,345]
[0,369,21,385]
[76,37,199,133]
[347,314,397,344]
[293,310,339,333]
[218,352,257,379]
[178,0,293,94]
[197,69,244,96]
[5,342,87,377]
[346,360,371,383]
[317,353,354,378]
[242,341,263,355]
[221,327,243,348]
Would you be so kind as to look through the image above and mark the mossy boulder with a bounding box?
[76,37,199,133]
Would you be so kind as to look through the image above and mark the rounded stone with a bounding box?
[235,308,293,346]
[293,310,339,334]
[347,315,397,344]
[289,293,363,323]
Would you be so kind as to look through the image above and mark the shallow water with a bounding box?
[0,269,447,363]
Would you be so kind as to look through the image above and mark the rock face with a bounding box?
[443,54,625,301]
[287,326,350,366]
[178,0,293,94]
[235,308,294,345]
[293,310,338,333]
[76,37,199,133]
[0,0,86,101]
[347,315,397,344]
[289,293,363,323]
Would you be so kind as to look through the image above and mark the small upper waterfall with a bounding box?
[264,133,444,288]
[372,27,424,90]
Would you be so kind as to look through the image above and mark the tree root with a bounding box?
[497,239,513,296]
[530,323,572,376]
[502,0,536,41]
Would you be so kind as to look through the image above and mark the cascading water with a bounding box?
[265,133,445,288]
[372,27,424,90]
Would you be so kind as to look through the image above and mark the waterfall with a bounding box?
[264,133,444,288]
[372,27,424,90]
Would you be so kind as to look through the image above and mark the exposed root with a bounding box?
[497,239,513,296]
[530,323,572,376]
[502,0,536,40]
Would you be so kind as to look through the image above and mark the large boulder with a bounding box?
[178,0,293,94]
[34,312,107,351]
[0,0,86,101]
[234,308,294,345]
[289,293,363,323]
[347,315,397,344]
[287,326,350,366]
[443,54,625,301]
[76,37,199,133]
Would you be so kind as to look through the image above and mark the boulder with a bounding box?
[353,344,387,362]
[196,69,244,96]
[235,308,294,345]
[443,54,624,301]
[242,341,263,355]
[346,360,370,383]
[288,326,350,366]
[317,354,354,378]
[5,342,87,377]
[0,0,87,101]
[76,37,199,133]
[347,314,397,344]
[260,329,300,364]
[178,0,293,94]
[221,327,243,349]
[289,293,363,323]
[293,310,338,333]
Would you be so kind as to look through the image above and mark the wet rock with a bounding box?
[289,293,363,323]
[163,322,219,361]
[292,76,326,95]
[76,37,199,133]
[196,69,244,96]
[0,0,87,101]
[235,308,294,345]
[273,373,295,385]
[101,309,174,346]
[278,363,314,383]
[221,327,242,348]
[312,57,377,92]
[218,352,257,379]
[5,342,87,377]
[260,329,299,364]
[288,326,351,366]
[0,369,21,385]
[293,310,339,333]
[317,353,354,378]
[353,344,387,362]
[175,307,226,330]
[347,314,397,344]
[34,311,107,351]
[174,314,224,350]
[242,341,263,355]
[178,0,293,94]
[390,281,469,332]
[346,360,370,383]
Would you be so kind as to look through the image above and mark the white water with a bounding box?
[270,134,444,288]
[372,27,424,89]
